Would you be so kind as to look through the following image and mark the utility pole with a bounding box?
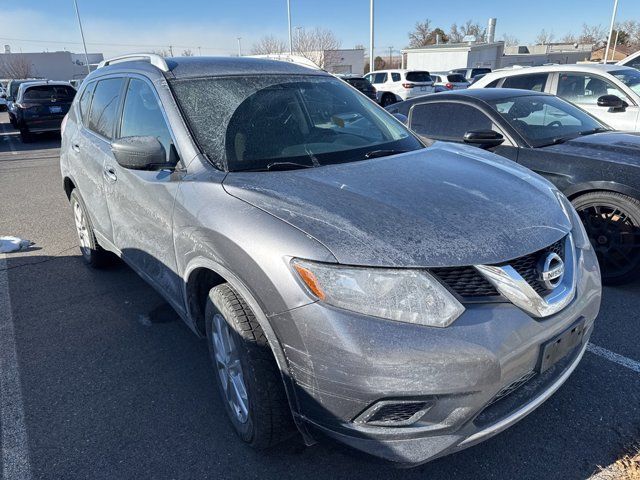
[388,46,393,67]
[237,37,242,57]
[168,45,174,56]
[287,0,293,54]
[73,0,91,74]
[369,0,374,72]
[603,0,619,64]
[198,46,202,56]
[610,30,619,62]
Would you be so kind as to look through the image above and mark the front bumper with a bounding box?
[269,247,601,464]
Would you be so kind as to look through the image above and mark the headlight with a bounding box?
[291,259,465,328]
[556,192,591,250]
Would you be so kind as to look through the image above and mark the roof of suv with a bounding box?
[94,56,330,80]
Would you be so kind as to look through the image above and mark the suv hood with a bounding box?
[223,143,570,267]
[540,131,640,167]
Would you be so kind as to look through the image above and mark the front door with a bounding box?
[103,77,184,306]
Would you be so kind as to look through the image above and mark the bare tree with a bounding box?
[561,33,577,44]
[250,35,288,55]
[501,34,520,47]
[618,20,640,47]
[535,29,555,45]
[449,23,463,43]
[181,49,194,56]
[408,19,432,48]
[579,24,607,45]
[0,54,34,79]
[293,27,341,69]
[461,20,486,42]
[150,49,170,57]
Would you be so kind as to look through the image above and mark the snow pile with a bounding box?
[0,236,34,253]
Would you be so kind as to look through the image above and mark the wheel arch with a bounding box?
[565,181,640,202]
[63,175,77,200]
[182,257,311,441]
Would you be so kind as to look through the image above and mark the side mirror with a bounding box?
[111,136,167,170]
[463,130,504,149]
[392,113,408,125]
[597,94,627,111]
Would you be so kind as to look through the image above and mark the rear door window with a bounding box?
[406,71,432,82]
[502,73,549,92]
[556,73,628,105]
[409,102,495,140]
[391,72,401,82]
[373,72,388,84]
[119,78,174,163]
[88,78,124,139]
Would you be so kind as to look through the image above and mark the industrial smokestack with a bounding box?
[487,18,496,44]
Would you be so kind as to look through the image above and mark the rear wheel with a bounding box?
[205,283,294,449]
[572,191,640,285]
[381,93,396,107]
[69,189,111,268]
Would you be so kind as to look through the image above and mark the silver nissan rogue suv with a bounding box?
[59,54,601,466]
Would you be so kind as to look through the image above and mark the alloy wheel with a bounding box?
[211,313,249,424]
[72,199,91,258]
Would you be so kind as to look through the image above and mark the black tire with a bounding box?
[69,189,111,268]
[9,114,16,128]
[19,128,32,143]
[205,283,294,449]
[381,93,396,107]
[572,191,640,285]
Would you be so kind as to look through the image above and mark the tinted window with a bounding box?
[626,57,640,70]
[373,72,387,83]
[346,78,373,90]
[170,75,422,171]
[485,78,501,88]
[88,78,123,139]
[409,102,494,140]
[502,73,548,92]
[120,79,174,163]
[79,82,95,122]
[489,95,604,147]
[391,72,401,82]
[471,68,491,77]
[447,74,468,83]
[610,69,640,96]
[557,73,627,105]
[406,71,431,82]
[23,85,75,102]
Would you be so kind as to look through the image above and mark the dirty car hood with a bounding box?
[223,143,571,267]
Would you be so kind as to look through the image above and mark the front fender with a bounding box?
[565,180,640,201]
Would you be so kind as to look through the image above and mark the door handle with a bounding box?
[103,167,117,183]
[72,144,80,152]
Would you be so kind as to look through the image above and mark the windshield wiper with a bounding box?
[265,161,315,171]
[364,149,408,159]
[579,127,610,136]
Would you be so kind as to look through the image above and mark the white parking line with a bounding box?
[0,254,33,480]
[587,343,640,374]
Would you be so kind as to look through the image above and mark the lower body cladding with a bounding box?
[268,249,601,465]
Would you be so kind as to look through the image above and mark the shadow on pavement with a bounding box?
[3,252,639,479]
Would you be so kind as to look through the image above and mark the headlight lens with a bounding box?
[292,259,465,327]
[557,192,591,249]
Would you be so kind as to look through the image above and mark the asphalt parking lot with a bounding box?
[0,111,638,480]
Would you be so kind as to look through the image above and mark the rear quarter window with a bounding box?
[501,73,548,92]
[78,82,95,123]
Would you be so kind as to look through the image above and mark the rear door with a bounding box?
[103,76,184,304]
[69,78,125,243]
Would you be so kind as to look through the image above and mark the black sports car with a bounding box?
[387,88,640,284]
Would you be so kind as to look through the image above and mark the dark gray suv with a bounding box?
[60,54,601,465]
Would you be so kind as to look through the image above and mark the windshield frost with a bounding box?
[170,75,422,171]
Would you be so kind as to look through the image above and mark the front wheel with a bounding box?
[205,283,294,449]
[572,191,640,285]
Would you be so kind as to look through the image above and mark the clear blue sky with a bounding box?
[1,0,638,57]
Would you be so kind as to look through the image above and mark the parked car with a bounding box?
[0,85,6,111]
[430,72,470,90]
[14,81,76,142]
[336,74,377,101]
[60,54,601,466]
[364,69,434,106]
[470,64,640,132]
[450,67,492,81]
[387,88,639,284]
[617,50,640,70]
[6,79,40,127]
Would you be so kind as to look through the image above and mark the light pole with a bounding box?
[73,0,91,74]
[237,37,242,56]
[369,0,374,72]
[388,46,393,66]
[603,0,619,64]
[287,0,293,55]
